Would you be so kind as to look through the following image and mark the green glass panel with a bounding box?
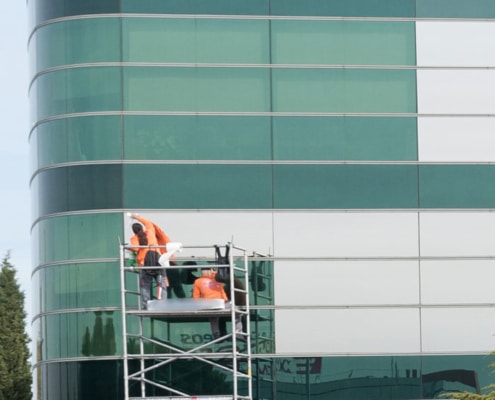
[123,164,272,209]
[29,126,38,173]
[273,165,418,209]
[123,18,269,64]
[122,0,268,14]
[34,165,122,217]
[248,260,274,306]
[272,20,416,65]
[419,165,495,208]
[42,311,122,359]
[270,0,416,17]
[417,0,495,18]
[272,68,417,113]
[35,213,122,265]
[36,263,121,313]
[39,361,122,400]
[257,354,491,399]
[124,115,271,160]
[421,354,494,396]
[273,117,418,161]
[31,0,119,26]
[34,18,120,72]
[36,355,493,400]
[35,116,122,168]
[123,67,270,112]
[34,67,121,123]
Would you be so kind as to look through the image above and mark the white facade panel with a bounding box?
[273,212,419,258]
[417,70,495,114]
[124,211,274,257]
[416,21,495,67]
[421,260,495,304]
[275,308,420,354]
[420,212,495,257]
[421,308,495,352]
[418,117,495,162]
[274,260,420,306]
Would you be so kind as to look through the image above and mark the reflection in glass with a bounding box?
[36,354,493,400]
[419,165,495,208]
[35,213,122,265]
[35,262,122,313]
[124,164,273,209]
[35,116,122,168]
[124,115,271,161]
[33,67,121,123]
[35,165,122,217]
[273,116,417,161]
[272,20,415,65]
[34,18,120,71]
[123,18,269,64]
[41,311,121,360]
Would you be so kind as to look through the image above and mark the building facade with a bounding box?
[29,0,495,399]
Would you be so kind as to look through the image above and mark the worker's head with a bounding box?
[201,266,214,275]
[132,223,143,234]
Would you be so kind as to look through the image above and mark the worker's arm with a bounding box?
[192,282,200,299]
[129,235,139,253]
[130,214,155,233]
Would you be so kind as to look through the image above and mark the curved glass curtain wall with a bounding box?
[42,0,495,23]
[31,164,495,218]
[29,1,495,399]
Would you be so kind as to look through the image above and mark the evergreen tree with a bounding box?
[0,253,32,399]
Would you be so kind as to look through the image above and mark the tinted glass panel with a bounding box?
[124,164,272,209]
[421,354,493,397]
[124,115,271,160]
[35,165,122,216]
[35,355,493,400]
[417,0,495,18]
[272,20,416,65]
[122,0,268,14]
[31,0,119,26]
[123,67,270,112]
[123,18,269,64]
[270,0,416,17]
[34,18,120,72]
[273,117,418,161]
[123,67,415,113]
[38,361,124,400]
[41,311,122,359]
[273,69,417,113]
[419,165,495,208]
[34,213,122,265]
[33,67,121,124]
[35,116,122,168]
[273,165,418,209]
[36,262,121,313]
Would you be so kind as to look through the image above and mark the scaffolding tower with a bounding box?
[119,242,253,400]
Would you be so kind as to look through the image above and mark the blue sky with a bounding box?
[0,3,32,322]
